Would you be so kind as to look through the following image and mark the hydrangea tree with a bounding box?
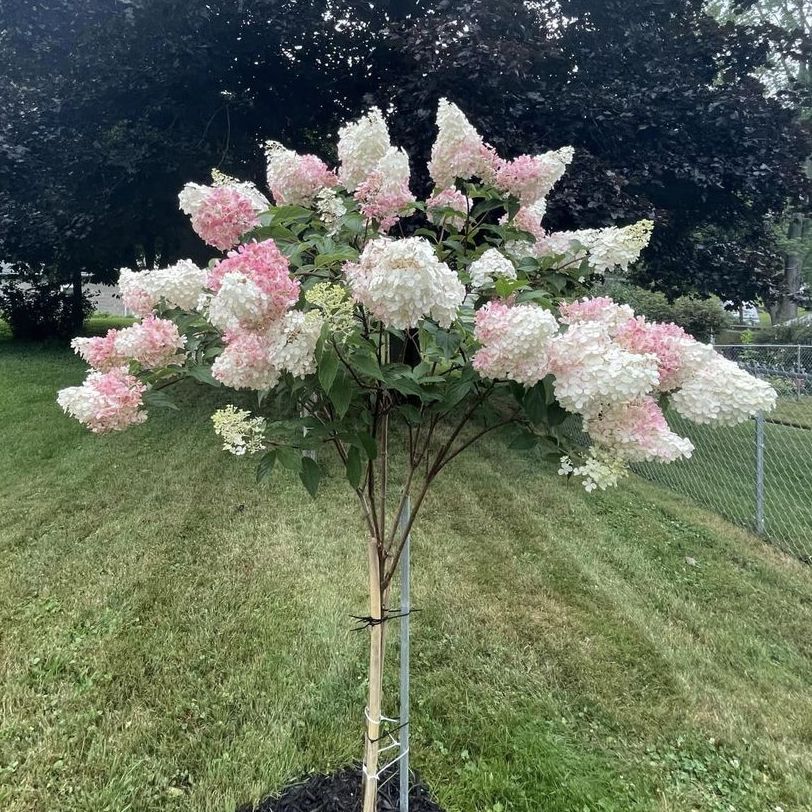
[58,100,777,810]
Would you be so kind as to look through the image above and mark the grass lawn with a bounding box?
[633,406,812,562]
[1,336,811,812]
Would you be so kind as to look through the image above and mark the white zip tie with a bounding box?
[364,706,400,726]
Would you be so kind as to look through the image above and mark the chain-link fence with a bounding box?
[632,345,812,562]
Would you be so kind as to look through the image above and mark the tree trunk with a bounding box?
[769,212,804,325]
[71,266,85,329]
[362,536,386,812]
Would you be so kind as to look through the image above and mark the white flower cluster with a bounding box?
[205,273,271,332]
[428,99,495,189]
[211,405,267,456]
[548,322,660,413]
[540,220,654,274]
[337,107,392,191]
[315,188,347,233]
[119,260,208,315]
[472,302,559,386]
[467,248,517,290]
[670,355,778,426]
[305,282,355,336]
[559,450,629,492]
[274,311,323,379]
[211,311,322,391]
[344,237,465,329]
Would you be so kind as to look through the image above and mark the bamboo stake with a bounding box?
[362,536,385,812]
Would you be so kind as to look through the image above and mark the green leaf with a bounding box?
[471,197,506,218]
[441,378,474,411]
[494,277,527,299]
[346,445,363,488]
[187,365,221,387]
[277,446,303,472]
[547,403,569,427]
[433,329,461,360]
[314,250,358,267]
[355,431,378,460]
[329,369,353,418]
[318,349,339,393]
[350,351,383,380]
[299,456,321,498]
[142,389,179,411]
[523,383,547,425]
[397,404,423,425]
[509,429,539,451]
[256,450,277,483]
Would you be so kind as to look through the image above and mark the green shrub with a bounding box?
[0,268,94,340]
[596,281,729,341]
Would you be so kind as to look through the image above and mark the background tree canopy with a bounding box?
[1,0,809,308]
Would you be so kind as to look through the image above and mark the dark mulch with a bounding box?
[237,765,445,812]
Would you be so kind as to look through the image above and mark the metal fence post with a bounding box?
[755,411,765,536]
[399,497,411,812]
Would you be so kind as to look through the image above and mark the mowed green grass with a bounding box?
[1,338,811,812]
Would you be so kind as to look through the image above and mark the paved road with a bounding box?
[86,283,128,316]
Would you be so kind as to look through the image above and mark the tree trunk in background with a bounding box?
[71,266,85,328]
[769,212,804,324]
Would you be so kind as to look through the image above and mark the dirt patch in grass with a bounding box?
[238,765,444,812]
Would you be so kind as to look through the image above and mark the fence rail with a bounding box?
[632,344,812,562]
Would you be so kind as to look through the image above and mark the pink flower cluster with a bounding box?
[428,99,500,189]
[354,150,416,232]
[614,317,710,392]
[211,311,321,390]
[202,239,320,391]
[493,147,573,206]
[511,204,547,243]
[584,397,694,464]
[426,188,468,230]
[57,368,148,434]
[559,296,635,332]
[206,240,300,331]
[71,316,186,371]
[265,141,338,206]
[188,185,262,251]
[470,295,777,490]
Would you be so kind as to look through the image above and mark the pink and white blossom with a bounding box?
[337,107,392,192]
[354,147,416,231]
[429,99,499,189]
[206,240,299,331]
[559,296,635,333]
[426,188,468,230]
[473,301,558,385]
[614,317,715,392]
[493,147,573,205]
[467,248,517,290]
[671,354,778,426]
[539,220,654,273]
[547,321,660,414]
[583,397,694,463]
[72,316,185,371]
[264,141,338,206]
[57,368,148,433]
[118,260,207,317]
[345,237,465,329]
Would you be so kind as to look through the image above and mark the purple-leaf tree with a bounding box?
[58,100,776,811]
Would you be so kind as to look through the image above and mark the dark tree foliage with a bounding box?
[376,0,811,302]
[0,0,388,287]
[1,0,809,308]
